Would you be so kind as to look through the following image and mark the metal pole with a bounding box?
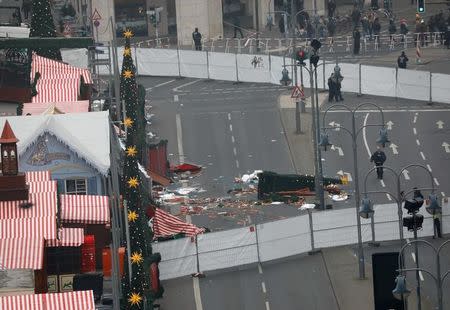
[358,63,362,97]
[206,51,210,80]
[254,221,261,263]
[255,0,260,52]
[436,248,443,310]
[309,64,320,209]
[413,216,422,310]
[177,47,181,78]
[296,101,302,134]
[195,234,200,273]
[314,67,325,210]
[110,17,123,123]
[397,178,405,242]
[429,72,432,104]
[308,209,316,252]
[351,111,365,279]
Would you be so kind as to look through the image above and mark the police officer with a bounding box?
[192,27,202,51]
[370,147,386,179]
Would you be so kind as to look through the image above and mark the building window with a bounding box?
[65,179,87,195]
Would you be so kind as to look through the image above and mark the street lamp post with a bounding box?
[394,240,450,310]
[362,164,437,309]
[320,102,388,279]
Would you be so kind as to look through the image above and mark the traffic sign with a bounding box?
[291,85,304,99]
[91,9,102,21]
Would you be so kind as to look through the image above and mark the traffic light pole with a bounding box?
[413,217,422,310]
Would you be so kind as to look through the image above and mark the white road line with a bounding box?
[174,94,179,102]
[420,151,426,160]
[265,301,271,310]
[231,135,235,143]
[233,147,237,156]
[434,178,440,186]
[176,114,185,164]
[228,113,231,121]
[427,164,432,172]
[193,277,204,310]
[413,116,417,123]
[258,264,263,274]
[416,139,420,146]
[380,180,386,187]
[145,79,176,91]
[386,194,392,201]
[441,192,446,197]
[362,113,372,157]
[412,252,416,262]
[173,79,202,92]
[236,160,240,168]
[413,128,417,135]
[229,124,233,132]
[419,271,424,281]
[261,282,267,293]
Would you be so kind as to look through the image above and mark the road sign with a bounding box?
[91,9,102,21]
[291,85,304,99]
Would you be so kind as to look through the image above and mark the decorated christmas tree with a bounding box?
[120,29,163,309]
[29,0,62,60]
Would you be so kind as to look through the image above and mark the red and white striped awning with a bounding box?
[0,192,57,219]
[25,171,51,182]
[26,181,57,193]
[0,217,57,240]
[0,290,96,310]
[46,228,84,247]
[60,194,110,224]
[153,208,205,238]
[0,237,44,270]
[32,79,80,103]
[22,101,90,115]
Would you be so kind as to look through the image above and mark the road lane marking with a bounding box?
[427,164,432,172]
[261,282,267,293]
[416,139,420,146]
[145,79,176,91]
[231,135,235,143]
[228,113,231,121]
[265,301,271,310]
[413,128,417,135]
[176,114,185,163]
[173,79,202,92]
[174,94,179,102]
[258,264,263,274]
[441,192,446,197]
[236,160,240,168]
[434,178,440,186]
[362,113,372,157]
[380,180,386,187]
[413,116,418,124]
[386,193,392,200]
[229,124,233,132]
[420,271,424,281]
[420,152,426,160]
[233,147,237,156]
[193,277,204,310]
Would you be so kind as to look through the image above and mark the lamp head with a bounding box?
[359,198,374,219]
[392,275,411,300]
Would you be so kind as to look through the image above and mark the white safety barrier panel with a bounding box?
[431,73,450,104]
[339,63,360,93]
[396,69,430,101]
[153,237,197,280]
[178,50,208,79]
[136,48,179,76]
[236,54,271,83]
[208,52,237,82]
[197,227,258,272]
[269,55,285,85]
[443,199,450,235]
[361,65,396,97]
[313,208,359,248]
[258,215,311,262]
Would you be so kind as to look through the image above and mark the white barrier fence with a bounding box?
[62,48,450,104]
[153,201,450,280]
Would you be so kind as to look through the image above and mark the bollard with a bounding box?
[295,101,302,134]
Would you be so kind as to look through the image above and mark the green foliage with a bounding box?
[29,0,62,60]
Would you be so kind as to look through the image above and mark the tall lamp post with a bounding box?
[361,164,437,309]
[393,240,449,310]
[319,102,389,279]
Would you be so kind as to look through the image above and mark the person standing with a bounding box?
[328,73,337,102]
[397,51,408,68]
[400,19,408,42]
[433,210,442,238]
[279,17,285,34]
[232,15,244,38]
[373,17,381,43]
[353,27,361,54]
[192,27,202,51]
[370,147,386,179]
[328,0,336,19]
[351,5,361,29]
[388,19,397,42]
[333,65,344,101]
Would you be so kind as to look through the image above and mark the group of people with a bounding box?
[327,65,344,102]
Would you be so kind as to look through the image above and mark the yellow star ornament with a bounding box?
[123,29,134,38]
[130,251,143,265]
[123,48,131,56]
[127,176,139,188]
[126,146,137,157]
[123,70,133,79]
[128,292,142,306]
[123,117,134,128]
[128,210,138,222]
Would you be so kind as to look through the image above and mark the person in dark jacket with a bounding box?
[370,147,386,179]
[232,15,244,38]
[328,73,337,102]
[397,51,408,68]
[192,28,202,50]
[388,19,397,42]
[373,17,381,43]
[279,17,285,34]
[353,27,361,54]
[328,0,336,18]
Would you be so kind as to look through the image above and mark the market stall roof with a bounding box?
[46,228,84,247]
[0,237,44,270]
[22,101,90,115]
[0,112,111,175]
[0,290,95,310]
[25,170,51,182]
[153,208,204,238]
[60,194,110,224]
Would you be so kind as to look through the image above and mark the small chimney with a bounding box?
[0,120,29,201]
